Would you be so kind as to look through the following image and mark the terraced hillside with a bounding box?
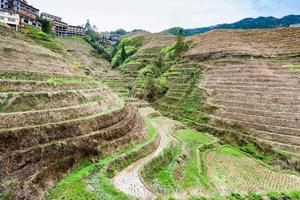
[0,27,147,199]
[108,28,300,171]
[141,129,300,199]
[183,28,300,155]
[103,32,176,100]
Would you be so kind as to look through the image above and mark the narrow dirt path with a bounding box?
[112,116,179,200]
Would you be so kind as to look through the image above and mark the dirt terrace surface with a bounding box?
[186,28,300,59]
[201,58,300,153]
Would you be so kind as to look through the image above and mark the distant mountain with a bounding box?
[163,15,300,36]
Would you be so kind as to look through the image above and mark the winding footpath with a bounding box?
[112,116,178,200]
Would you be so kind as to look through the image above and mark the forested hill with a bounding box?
[163,14,300,36]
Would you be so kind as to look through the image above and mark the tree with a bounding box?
[114,29,127,35]
[120,45,127,63]
[173,28,188,57]
[85,19,92,31]
[92,25,98,32]
[39,18,53,34]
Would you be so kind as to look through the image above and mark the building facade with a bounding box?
[67,25,85,36]
[0,9,20,30]
[52,20,67,36]
[41,12,85,37]
[0,0,9,9]
[41,12,61,22]
[1,0,40,28]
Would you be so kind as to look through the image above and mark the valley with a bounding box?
[0,25,300,200]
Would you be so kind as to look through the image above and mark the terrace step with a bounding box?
[207,113,300,137]
[0,88,109,113]
[194,120,300,153]
[0,101,114,129]
[217,106,300,121]
[211,89,300,99]
[204,81,299,88]
[0,106,145,187]
[207,85,300,93]
[205,74,300,80]
[211,99,300,113]
[253,137,300,153]
[211,94,300,106]
[0,105,138,175]
[0,105,128,154]
[166,92,186,97]
[214,110,300,129]
[0,69,91,82]
[206,69,295,76]
[207,65,287,71]
[205,78,299,84]
[0,79,98,92]
[248,129,300,146]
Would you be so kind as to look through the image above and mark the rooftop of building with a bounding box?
[41,12,62,21]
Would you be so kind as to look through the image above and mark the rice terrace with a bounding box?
[0,0,300,199]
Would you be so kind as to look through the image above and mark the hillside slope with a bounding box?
[0,27,147,199]
[108,28,300,172]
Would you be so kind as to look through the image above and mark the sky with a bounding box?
[29,0,300,32]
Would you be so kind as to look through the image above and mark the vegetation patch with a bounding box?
[141,139,183,194]
[48,116,157,199]
[0,92,13,113]
[25,26,65,54]
[84,31,112,61]
[282,64,300,73]
[111,36,144,68]
[175,130,213,189]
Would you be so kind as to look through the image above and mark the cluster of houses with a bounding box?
[0,0,85,36]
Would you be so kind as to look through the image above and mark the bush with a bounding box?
[39,18,53,34]
[111,36,144,68]
[161,28,189,59]
[83,33,112,62]
[145,76,168,102]
[25,25,64,53]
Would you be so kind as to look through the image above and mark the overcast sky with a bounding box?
[29,0,300,32]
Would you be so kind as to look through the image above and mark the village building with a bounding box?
[41,12,85,37]
[67,25,85,36]
[0,9,20,30]
[0,0,9,9]
[1,0,41,28]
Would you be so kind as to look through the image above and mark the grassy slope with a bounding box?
[175,130,213,189]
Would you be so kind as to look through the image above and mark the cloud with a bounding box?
[29,0,300,32]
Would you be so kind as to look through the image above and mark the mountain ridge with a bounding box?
[163,14,300,36]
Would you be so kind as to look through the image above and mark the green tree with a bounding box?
[120,45,128,63]
[39,18,53,34]
[85,19,92,31]
[173,28,188,57]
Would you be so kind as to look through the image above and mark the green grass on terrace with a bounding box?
[26,25,65,54]
[176,130,213,189]
[48,116,157,200]
[282,64,300,73]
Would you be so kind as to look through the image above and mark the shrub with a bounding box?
[83,33,112,62]
[111,36,144,68]
[39,18,53,34]
[161,28,189,59]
